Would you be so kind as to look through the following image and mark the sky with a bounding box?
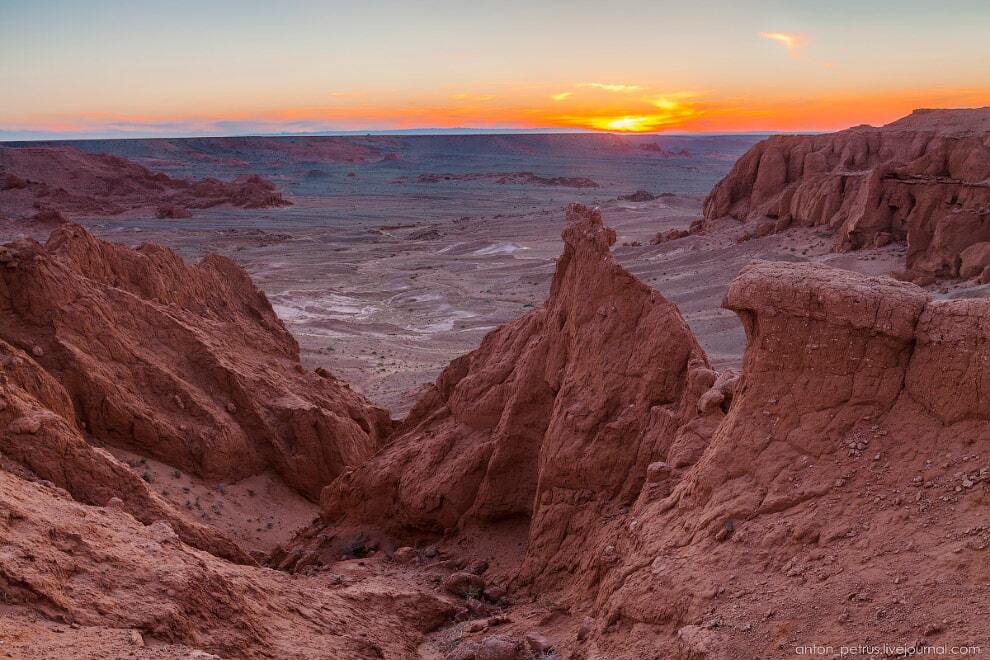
[2,0,990,139]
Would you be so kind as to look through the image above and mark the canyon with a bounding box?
[1,112,989,659]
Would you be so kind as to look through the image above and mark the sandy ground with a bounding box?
[0,605,215,659]
[106,446,317,553]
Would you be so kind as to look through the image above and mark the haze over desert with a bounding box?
[2,2,990,659]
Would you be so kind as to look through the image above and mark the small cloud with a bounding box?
[331,91,366,99]
[759,32,803,57]
[646,91,702,110]
[578,82,643,93]
[551,92,573,102]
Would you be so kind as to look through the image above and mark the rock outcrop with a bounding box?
[0,472,455,659]
[0,145,290,221]
[0,338,251,563]
[3,202,988,658]
[294,207,990,657]
[0,224,390,500]
[582,261,990,657]
[703,108,990,279]
[315,205,707,555]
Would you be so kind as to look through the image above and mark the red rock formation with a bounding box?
[0,224,390,500]
[581,262,990,657]
[305,205,711,580]
[0,339,250,563]
[397,171,600,188]
[2,202,988,657]
[0,145,290,221]
[299,207,990,657]
[0,472,455,658]
[703,108,990,278]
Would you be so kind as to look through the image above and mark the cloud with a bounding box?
[646,91,702,109]
[578,82,643,93]
[759,32,803,57]
[551,92,573,101]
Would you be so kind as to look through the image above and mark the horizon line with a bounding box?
[0,126,833,143]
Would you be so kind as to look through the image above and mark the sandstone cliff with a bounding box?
[0,224,390,500]
[295,206,990,658]
[317,205,708,546]
[3,206,988,658]
[703,108,990,280]
[0,338,251,563]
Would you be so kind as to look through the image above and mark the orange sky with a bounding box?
[3,2,990,139]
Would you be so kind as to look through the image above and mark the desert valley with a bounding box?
[0,106,988,659]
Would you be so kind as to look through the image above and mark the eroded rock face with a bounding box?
[303,209,990,656]
[316,204,711,577]
[703,108,990,278]
[0,339,250,563]
[0,472,455,659]
[585,261,990,657]
[0,224,390,499]
[0,200,987,657]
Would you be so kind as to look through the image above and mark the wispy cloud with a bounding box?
[550,92,573,101]
[759,32,803,57]
[578,82,643,93]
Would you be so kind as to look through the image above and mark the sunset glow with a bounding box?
[2,1,989,139]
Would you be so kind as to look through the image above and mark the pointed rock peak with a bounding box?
[562,203,615,254]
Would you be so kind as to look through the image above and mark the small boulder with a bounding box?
[464,620,487,633]
[443,571,485,597]
[465,559,489,576]
[445,641,480,660]
[524,630,551,654]
[393,546,417,563]
[482,585,506,603]
[577,616,594,641]
[128,630,144,647]
[477,635,522,660]
[960,241,990,279]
